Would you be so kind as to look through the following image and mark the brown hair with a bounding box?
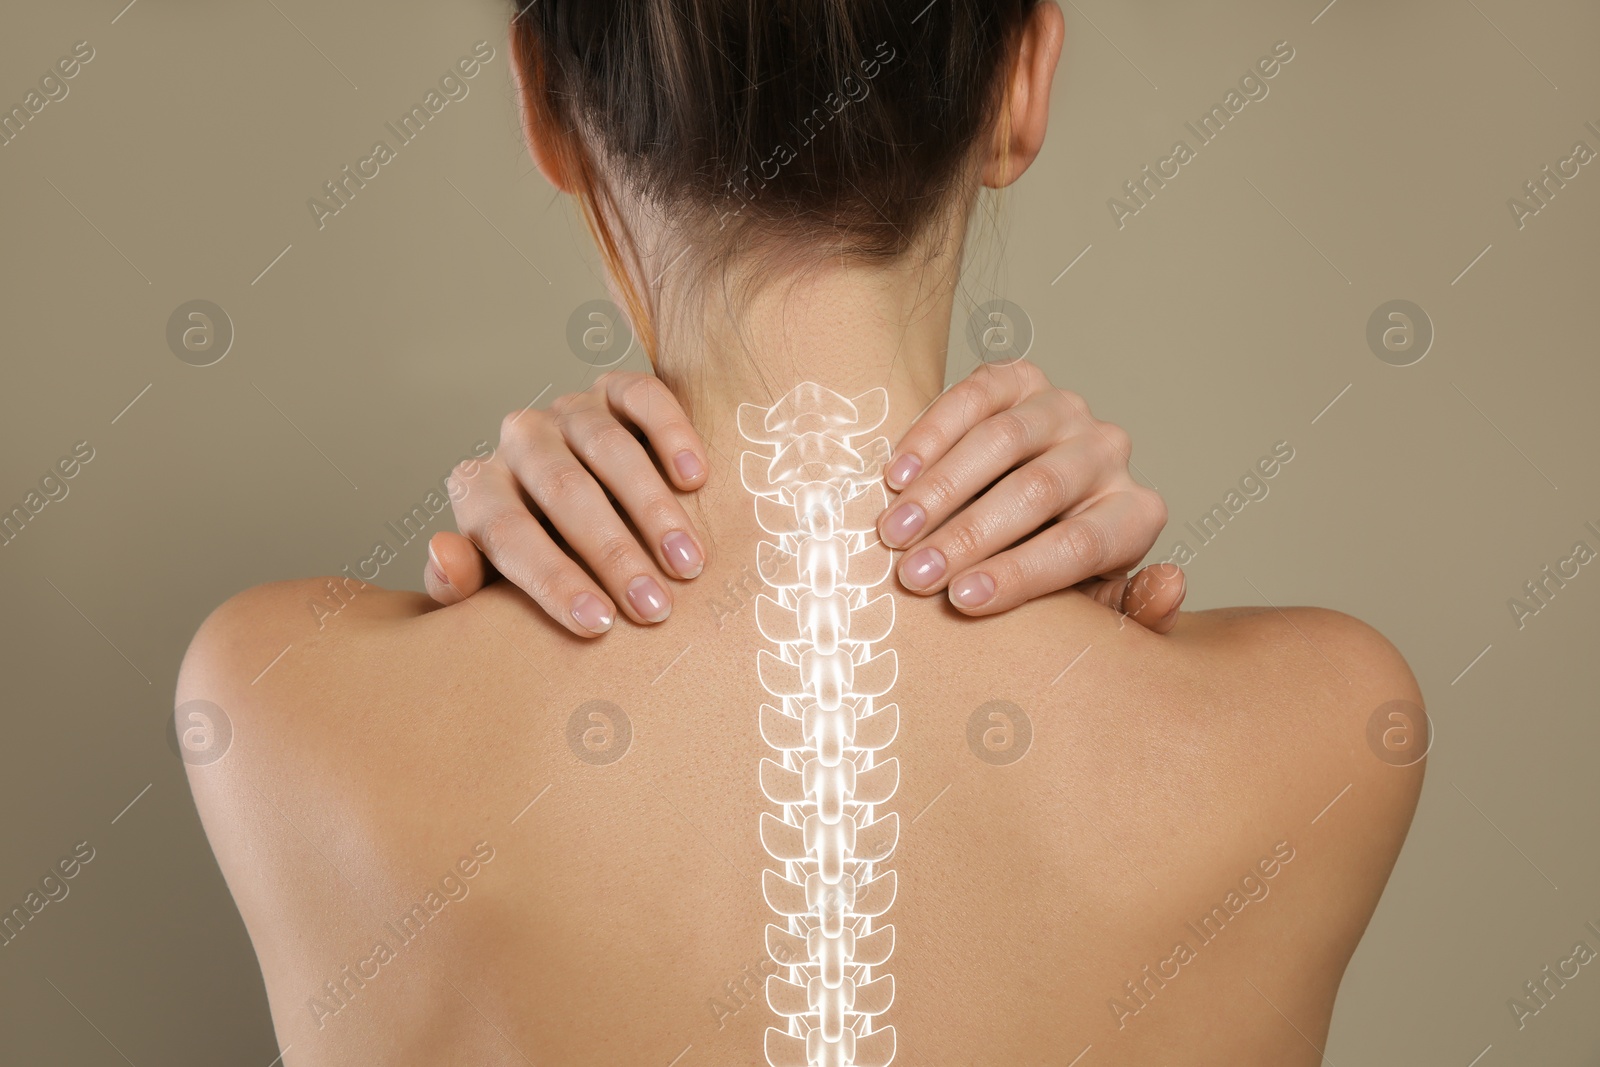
[511,0,1039,365]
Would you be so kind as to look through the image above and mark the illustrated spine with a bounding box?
[739,383,901,1067]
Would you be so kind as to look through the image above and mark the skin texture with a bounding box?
[179,544,1423,1066]
[177,6,1423,1063]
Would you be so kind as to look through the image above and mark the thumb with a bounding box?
[425,531,489,605]
[1084,562,1185,633]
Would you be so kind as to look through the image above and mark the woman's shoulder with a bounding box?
[1171,601,1428,881]
[1177,603,1418,681]
[1177,603,1423,716]
[174,576,571,744]
[179,576,432,682]
[175,577,439,743]
[1172,603,1426,763]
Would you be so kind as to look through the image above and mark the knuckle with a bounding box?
[554,395,597,425]
[918,469,962,511]
[592,533,640,576]
[1100,421,1132,458]
[988,546,1033,588]
[1058,515,1111,569]
[498,409,537,448]
[1050,388,1089,421]
[543,461,591,502]
[987,409,1034,455]
[618,371,665,412]
[1016,462,1068,508]
[477,511,524,558]
[991,558,1028,596]
[952,376,994,419]
[1139,486,1168,530]
[597,369,639,390]
[1007,358,1045,391]
[638,496,681,535]
[574,420,634,464]
[518,570,558,608]
[940,521,985,562]
[449,456,491,496]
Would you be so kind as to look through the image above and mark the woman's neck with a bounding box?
[647,247,962,473]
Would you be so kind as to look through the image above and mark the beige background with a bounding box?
[2,0,1597,1062]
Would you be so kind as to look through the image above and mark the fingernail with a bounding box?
[900,547,946,591]
[673,449,704,482]
[571,592,614,634]
[663,530,704,579]
[882,502,926,547]
[887,453,922,489]
[950,572,996,608]
[426,542,449,587]
[1160,570,1185,622]
[626,575,671,622]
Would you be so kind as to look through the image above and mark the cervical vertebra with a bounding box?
[740,383,901,1067]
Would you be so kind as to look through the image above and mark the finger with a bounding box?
[501,423,677,626]
[880,390,1068,551]
[943,491,1164,616]
[1082,563,1187,633]
[598,371,709,489]
[449,459,618,637]
[555,397,707,580]
[883,359,1050,489]
[894,434,1098,594]
[424,531,487,605]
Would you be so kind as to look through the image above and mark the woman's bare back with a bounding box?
[179,536,1422,1066]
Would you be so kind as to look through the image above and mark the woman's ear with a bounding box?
[982,1,1066,189]
[509,22,575,193]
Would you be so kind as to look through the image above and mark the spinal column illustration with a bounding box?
[740,383,901,1067]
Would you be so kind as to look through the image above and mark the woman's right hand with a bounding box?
[426,372,709,638]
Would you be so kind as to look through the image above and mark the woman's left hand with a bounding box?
[879,359,1183,631]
